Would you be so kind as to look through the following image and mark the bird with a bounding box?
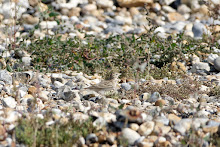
[85,72,121,95]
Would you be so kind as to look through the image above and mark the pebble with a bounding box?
[2,97,17,109]
[121,83,131,91]
[214,57,220,71]
[190,62,210,73]
[121,128,140,145]
[138,121,155,136]
[148,92,161,102]
[0,70,12,85]
[192,20,207,38]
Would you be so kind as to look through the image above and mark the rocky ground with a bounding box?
[0,0,220,146]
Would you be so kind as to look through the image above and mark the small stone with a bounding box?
[82,4,97,15]
[29,0,38,7]
[22,56,31,66]
[155,99,166,107]
[106,133,116,145]
[148,92,161,102]
[167,12,185,22]
[174,119,192,135]
[96,0,114,8]
[122,128,140,145]
[138,121,155,136]
[129,7,140,17]
[62,89,80,101]
[28,86,37,95]
[38,91,49,102]
[190,62,210,73]
[121,83,131,91]
[117,0,153,7]
[153,122,171,136]
[207,54,219,65]
[40,21,58,29]
[2,97,17,108]
[5,110,21,123]
[68,7,81,17]
[152,3,161,12]
[0,70,12,85]
[22,14,39,25]
[162,5,176,13]
[78,137,85,146]
[139,92,150,101]
[86,133,98,144]
[177,4,191,14]
[168,114,181,124]
[192,21,208,38]
[214,57,220,71]
[130,123,139,131]
[39,2,48,12]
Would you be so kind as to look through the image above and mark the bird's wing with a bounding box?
[91,80,113,89]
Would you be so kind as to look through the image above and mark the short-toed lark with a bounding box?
[85,73,121,95]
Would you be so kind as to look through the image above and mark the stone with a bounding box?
[117,0,153,8]
[22,57,31,66]
[121,83,131,91]
[4,110,21,123]
[198,5,209,16]
[162,6,176,13]
[68,7,81,17]
[130,123,139,131]
[155,99,166,107]
[148,92,161,102]
[115,15,132,25]
[29,0,39,7]
[140,92,150,101]
[22,14,39,25]
[104,26,123,34]
[192,21,208,38]
[38,91,49,102]
[168,114,181,124]
[40,21,58,29]
[82,4,97,15]
[129,7,140,17]
[58,86,80,101]
[78,137,85,146]
[0,70,12,85]
[2,97,17,109]
[162,0,175,5]
[177,4,191,14]
[153,122,171,136]
[190,62,210,73]
[122,128,140,145]
[167,12,185,22]
[96,0,114,8]
[86,133,98,144]
[214,57,220,71]
[152,3,161,12]
[28,86,37,95]
[174,119,192,135]
[138,121,155,136]
[39,2,48,12]
[0,2,27,19]
[207,54,218,65]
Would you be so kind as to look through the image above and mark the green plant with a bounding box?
[15,115,97,146]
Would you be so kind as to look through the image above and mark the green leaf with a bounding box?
[49,12,59,17]
[118,104,124,109]
[6,64,13,72]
